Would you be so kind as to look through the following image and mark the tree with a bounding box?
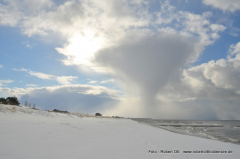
[33,103,36,109]
[0,97,7,104]
[95,113,102,116]
[6,97,20,106]
[24,100,28,106]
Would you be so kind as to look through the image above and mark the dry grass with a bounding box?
[99,116,112,118]
[11,107,17,113]
[5,107,11,111]
[0,106,3,112]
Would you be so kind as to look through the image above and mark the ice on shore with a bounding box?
[0,104,239,159]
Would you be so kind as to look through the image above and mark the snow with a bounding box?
[0,104,239,159]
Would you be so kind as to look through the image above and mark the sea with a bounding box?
[131,119,240,145]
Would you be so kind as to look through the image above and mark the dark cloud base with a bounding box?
[19,86,120,114]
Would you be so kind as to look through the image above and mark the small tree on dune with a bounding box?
[95,113,102,116]
[24,100,28,106]
[6,97,20,106]
[0,97,7,104]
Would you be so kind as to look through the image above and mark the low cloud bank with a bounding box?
[0,85,120,114]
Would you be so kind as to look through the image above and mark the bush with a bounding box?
[95,113,102,116]
[6,97,20,106]
[0,97,20,106]
[0,97,7,104]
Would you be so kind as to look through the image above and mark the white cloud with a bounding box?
[181,57,240,98]
[86,79,115,84]
[152,41,240,103]
[56,76,78,85]
[13,68,78,85]
[81,89,102,95]
[13,68,54,79]
[22,41,36,48]
[210,24,227,32]
[95,40,240,119]
[0,0,225,71]
[28,71,55,80]
[51,0,150,68]
[228,42,240,57]
[12,68,28,72]
[0,65,2,68]
[0,79,14,86]
[88,80,98,84]
[203,0,240,12]
[0,3,21,26]
[0,0,53,27]
[230,27,240,37]
[26,84,38,87]
[94,32,199,111]
[100,79,115,84]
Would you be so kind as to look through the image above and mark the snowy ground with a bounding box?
[0,104,239,159]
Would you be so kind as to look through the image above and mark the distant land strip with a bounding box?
[159,125,223,127]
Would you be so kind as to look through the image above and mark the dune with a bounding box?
[0,104,239,159]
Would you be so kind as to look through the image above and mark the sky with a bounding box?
[0,0,240,120]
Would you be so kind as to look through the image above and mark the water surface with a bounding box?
[131,119,240,145]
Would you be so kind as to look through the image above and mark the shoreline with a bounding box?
[131,119,240,146]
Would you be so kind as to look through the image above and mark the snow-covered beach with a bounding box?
[0,104,239,159]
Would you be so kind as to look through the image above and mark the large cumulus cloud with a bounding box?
[94,39,240,119]
[94,32,197,99]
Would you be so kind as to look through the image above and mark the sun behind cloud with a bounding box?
[56,30,107,66]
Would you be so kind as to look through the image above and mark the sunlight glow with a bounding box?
[56,30,105,66]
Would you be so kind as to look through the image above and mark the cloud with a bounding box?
[52,0,150,68]
[13,68,78,85]
[86,79,115,84]
[88,80,98,84]
[0,65,2,68]
[228,41,240,57]
[94,32,197,99]
[26,84,38,87]
[95,40,240,119]
[102,96,240,120]
[0,0,53,27]
[0,0,225,70]
[0,84,120,114]
[92,32,196,118]
[203,0,240,12]
[152,42,240,102]
[230,27,240,37]
[13,68,54,79]
[55,76,78,85]
[100,79,115,84]
[0,80,14,86]
[181,57,240,99]
[0,2,21,26]
[28,71,55,80]
[22,41,36,48]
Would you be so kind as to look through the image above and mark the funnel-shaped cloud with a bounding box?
[95,33,197,103]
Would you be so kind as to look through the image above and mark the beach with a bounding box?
[0,104,239,159]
